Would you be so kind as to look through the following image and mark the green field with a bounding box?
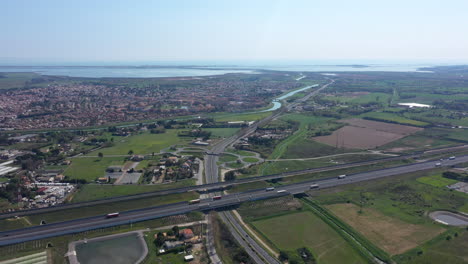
[242,157,259,163]
[89,130,188,156]
[311,169,468,225]
[226,149,256,157]
[71,179,196,202]
[394,230,468,264]
[212,111,271,122]
[416,174,458,187]
[252,211,369,264]
[361,112,429,127]
[219,153,238,163]
[64,157,126,181]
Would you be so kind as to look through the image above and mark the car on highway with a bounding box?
[212,195,222,200]
[106,212,119,218]
[265,187,275,191]
[449,156,456,160]
[189,199,201,204]
[338,174,346,179]
[277,190,287,193]
[435,162,442,167]
[310,184,319,189]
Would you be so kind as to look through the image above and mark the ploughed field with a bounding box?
[313,118,423,149]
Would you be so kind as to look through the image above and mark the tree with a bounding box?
[172,225,180,237]
[98,152,103,159]
[155,232,165,247]
[279,251,289,261]
[225,171,236,181]
[128,150,134,155]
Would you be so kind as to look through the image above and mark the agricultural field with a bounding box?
[322,92,392,105]
[313,118,423,149]
[416,174,458,187]
[212,111,272,122]
[311,169,468,224]
[360,112,429,127]
[64,157,126,181]
[252,211,369,264]
[88,130,188,156]
[394,230,468,264]
[326,203,445,255]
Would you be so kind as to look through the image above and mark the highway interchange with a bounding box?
[1,154,467,246]
[1,79,468,264]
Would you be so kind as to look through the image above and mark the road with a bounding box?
[203,80,336,263]
[1,155,468,246]
[1,143,466,220]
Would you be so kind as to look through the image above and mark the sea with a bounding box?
[0,62,442,78]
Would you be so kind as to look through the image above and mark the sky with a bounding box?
[2,0,468,64]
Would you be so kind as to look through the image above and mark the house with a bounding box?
[97,177,110,183]
[131,155,145,161]
[168,156,179,163]
[163,241,184,250]
[180,229,194,239]
[192,141,209,146]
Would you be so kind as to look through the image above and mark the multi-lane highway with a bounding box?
[0,155,468,246]
[2,143,466,220]
[1,155,467,246]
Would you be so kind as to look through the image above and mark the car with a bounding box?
[435,162,442,167]
[310,184,319,189]
[338,174,346,179]
[265,187,275,191]
[277,190,287,193]
[449,156,456,160]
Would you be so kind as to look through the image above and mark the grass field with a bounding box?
[393,230,468,264]
[71,179,196,202]
[252,211,369,264]
[242,157,259,163]
[89,130,188,156]
[416,174,458,187]
[213,111,272,122]
[311,169,468,225]
[226,149,256,157]
[326,203,445,255]
[64,157,126,181]
[361,112,429,127]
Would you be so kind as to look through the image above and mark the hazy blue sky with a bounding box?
[2,0,468,64]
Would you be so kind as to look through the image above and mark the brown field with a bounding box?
[313,118,423,149]
[326,203,445,255]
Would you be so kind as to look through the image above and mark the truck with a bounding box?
[310,184,319,189]
[212,195,222,201]
[106,212,119,218]
[338,174,346,179]
[189,199,201,205]
[265,187,275,191]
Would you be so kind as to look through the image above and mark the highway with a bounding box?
[2,143,466,220]
[0,154,467,246]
